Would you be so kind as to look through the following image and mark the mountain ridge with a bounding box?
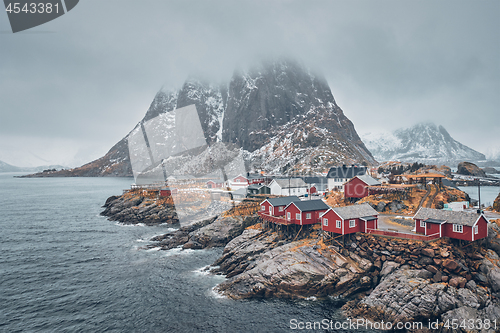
[362,122,486,166]
[22,59,376,178]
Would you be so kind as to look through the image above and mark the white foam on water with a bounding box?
[192,265,217,275]
[146,247,161,252]
[209,286,228,299]
[115,222,146,227]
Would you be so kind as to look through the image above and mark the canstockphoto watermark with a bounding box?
[3,0,79,33]
[290,319,420,331]
[289,318,498,331]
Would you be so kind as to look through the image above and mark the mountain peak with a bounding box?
[28,59,376,177]
[363,122,485,165]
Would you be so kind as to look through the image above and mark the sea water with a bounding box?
[0,173,372,332]
[458,186,500,207]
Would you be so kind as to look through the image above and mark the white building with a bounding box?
[326,165,367,191]
[269,178,308,196]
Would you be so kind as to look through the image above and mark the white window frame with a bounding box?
[269,206,272,214]
[279,206,283,212]
[306,213,311,219]
[323,218,328,226]
[420,221,426,228]
[261,206,265,211]
[336,220,341,229]
[474,225,478,235]
[349,220,356,228]
[287,212,291,220]
[453,224,463,233]
[296,213,301,220]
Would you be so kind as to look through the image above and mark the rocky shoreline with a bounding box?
[102,193,500,331]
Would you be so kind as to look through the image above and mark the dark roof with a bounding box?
[331,203,378,220]
[414,207,485,226]
[361,216,377,221]
[302,177,328,184]
[265,196,301,207]
[327,165,367,179]
[288,200,330,212]
[247,184,262,190]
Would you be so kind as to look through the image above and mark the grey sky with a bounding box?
[1,0,499,167]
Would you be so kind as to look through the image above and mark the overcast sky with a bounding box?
[1,0,499,167]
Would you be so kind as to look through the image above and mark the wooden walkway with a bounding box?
[257,211,294,225]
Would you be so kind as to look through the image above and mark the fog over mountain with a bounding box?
[28,59,375,177]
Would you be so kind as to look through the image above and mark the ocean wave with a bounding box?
[192,265,215,275]
[75,257,101,264]
[114,222,146,227]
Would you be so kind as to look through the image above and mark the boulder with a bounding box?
[488,266,500,292]
[442,259,459,271]
[457,161,486,177]
[380,261,400,278]
[421,248,435,257]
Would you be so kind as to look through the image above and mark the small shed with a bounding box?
[247,184,271,196]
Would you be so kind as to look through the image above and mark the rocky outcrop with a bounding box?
[457,161,487,177]
[343,248,500,332]
[100,192,178,225]
[346,266,499,327]
[493,193,500,212]
[487,223,500,257]
[148,215,259,250]
[213,229,373,299]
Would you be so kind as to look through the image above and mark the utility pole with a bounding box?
[477,178,482,214]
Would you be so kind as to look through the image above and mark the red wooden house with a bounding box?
[321,203,379,235]
[413,208,489,241]
[231,174,267,187]
[260,196,301,217]
[160,188,178,196]
[344,175,381,199]
[206,179,226,189]
[284,200,330,225]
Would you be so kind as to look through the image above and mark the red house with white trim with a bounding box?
[206,179,226,189]
[284,200,330,225]
[321,203,379,235]
[344,175,381,199]
[260,196,301,217]
[413,208,489,241]
[231,174,267,188]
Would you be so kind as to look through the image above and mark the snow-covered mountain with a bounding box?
[30,59,375,177]
[0,160,66,173]
[362,123,486,165]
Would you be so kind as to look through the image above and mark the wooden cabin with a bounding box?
[413,208,489,241]
[260,196,301,217]
[344,175,381,199]
[321,203,379,235]
[284,200,330,225]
